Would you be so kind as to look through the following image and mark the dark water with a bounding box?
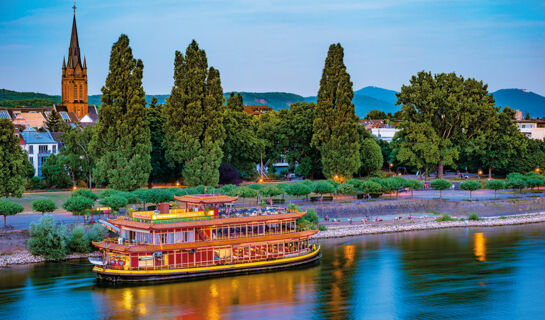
[2,224,545,320]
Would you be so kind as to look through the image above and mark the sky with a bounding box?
[0,0,544,97]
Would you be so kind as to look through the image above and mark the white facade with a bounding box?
[371,127,399,142]
[19,128,60,177]
[516,122,545,140]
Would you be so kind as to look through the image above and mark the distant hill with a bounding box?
[4,87,545,118]
[492,89,545,117]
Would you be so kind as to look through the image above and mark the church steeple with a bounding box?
[61,1,88,119]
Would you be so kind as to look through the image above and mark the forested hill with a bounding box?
[3,87,545,118]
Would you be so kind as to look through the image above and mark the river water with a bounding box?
[1,223,545,320]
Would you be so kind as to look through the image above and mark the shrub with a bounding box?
[435,214,456,222]
[430,179,452,199]
[312,181,335,195]
[337,183,355,195]
[100,189,120,198]
[234,187,259,201]
[29,176,44,189]
[261,186,284,199]
[346,178,364,191]
[31,199,57,215]
[219,184,238,196]
[468,213,481,221]
[0,200,24,228]
[68,225,91,253]
[117,191,139,204]
[361,180,383,198]
[286,183,312,198]
[63,196,94,222]
[28,214,69,260]
[88,223,108,243]
[405,179,424,198]
[460,180,481,201]
[485,180,505,199]
[247,183,266,191]
[72,188,98,201]
[219,163,242,185]
[318,224,327,231]
[168,187,187,196]
[99,195,128,213]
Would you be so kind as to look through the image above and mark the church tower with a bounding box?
[61,4,88,119]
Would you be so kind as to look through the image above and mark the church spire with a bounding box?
[67,2,81,69]
[63,56,66,69]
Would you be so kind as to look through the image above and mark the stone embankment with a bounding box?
[313,213,545,239]
[0,251,100,268]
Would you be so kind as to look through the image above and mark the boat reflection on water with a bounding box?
[93,265,320,320]
[473,232,487,262]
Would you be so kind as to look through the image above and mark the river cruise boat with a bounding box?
[91,194,321,283]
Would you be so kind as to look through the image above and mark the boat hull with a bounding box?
[93,246,321,283]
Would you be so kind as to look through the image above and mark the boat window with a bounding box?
[175,231,182,243]
[168,233,174,244]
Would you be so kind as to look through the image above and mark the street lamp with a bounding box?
[389,163,393,172]
[536,168,541,174]
[478,169,483,182]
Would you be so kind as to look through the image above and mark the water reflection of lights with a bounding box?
[344,245,355,267]
[473,232,487,262]
[121,289,133,311]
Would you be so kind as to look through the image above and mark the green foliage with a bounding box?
[222,109,262,175]
[168,187,187,197]
[28,215,69,260]
[163,40,225,187]
[460,180,481,191]
[72,188,98,201]
[485,180,505,191]
[337,183,355,195]
[312,43,360,178]
[99,195,128,212]
[255,111,283,171]
[261,186,284,198]
[276,183,290,192]
[90,34,151,191]
[41,154,71,188]
[278,102,322,179]
[506,173,527,191]
[396,71,497,177]
[435,214,456,222]
[31,199,57,214]
[361,180,383,197]
[226,92,244,112]
[59,126,95,188]
[406,179,424,190]
[235,187,259,199]
[359,138,383,176]
[311,181,336,195]
[468,213,481,221]
[45,109,70,133]
[147,98,175,184]
[0,119,30,197]
[0,200,24,227]
[117,192,139,204]
[100,189,120,198]
[219,184,238,196]
[365,109,387,119]
[297,207,319,230]
[0,98,59,108]
[139,189,174,205]
[68,225,91,253]
[430,179,452,199]
[29,176,46,189]
[318,224,327,231]
[247,183,265,191]
[62,196,94,215]
[286,183,312,198]
[87,224,108,243]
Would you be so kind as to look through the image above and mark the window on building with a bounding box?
[39,145,48,154]
[52,145,57,154]
[0,110,11,120]
[79,85,82,101]
[28,145,33,154]
[29,156,33,164]
[74,86,77,101]
[59,112,70,121]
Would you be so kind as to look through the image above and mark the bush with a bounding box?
[406,179,424,198]
[72,188,98,201]
[29,176,45,189]
[76,180,88,188]
[460,180,481,200]
[485,180,505,198]
[261,186,284,198]
[219,164,242,185]
[31,199,57,215]
[68,225,91,253]
[435,214,456,222]
[63,196,94,221]
[318,224,327,231]
[88,223,108,243]
[430,179,452,199]
[117,191,139,204]
[337,183,355,195]
[28,215,69,260]
[99,195,128,213]
[468,213,481,221]
[0,200,24,227]
[286,183,312,198]
[168,187,188,196]
[312,181,335,195]
[100,189,120,198]
[219,184,238,196]
[361,180,383,198]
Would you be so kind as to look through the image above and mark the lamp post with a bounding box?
[389,163,393,172]
[478,169,483,182]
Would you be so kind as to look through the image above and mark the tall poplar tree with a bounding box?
[226,92,244,112]
[89,34,151,191]
[311,43,360,178]
[0,119,27,198]
[163,40,225,186]
[147,97,174,186]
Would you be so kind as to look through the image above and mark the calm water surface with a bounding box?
[1,224,545,320]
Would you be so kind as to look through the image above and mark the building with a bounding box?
[0,105,92,130]
[19,127,59,177]
[359,118,400,142]
[515,119,545,140]
[61,7,88,119]
[243,105,273,117]
[370,127,399,142]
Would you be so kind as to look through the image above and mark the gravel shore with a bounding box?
[313,213,545,239]
[0,251,100,268]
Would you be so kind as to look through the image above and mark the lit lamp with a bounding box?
[176,181,180,186]
[536,168,541,174]
[73,185,77,191]
[389,163,393,172]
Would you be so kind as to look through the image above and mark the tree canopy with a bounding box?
[0,200,24,227]
[0,119,28,198]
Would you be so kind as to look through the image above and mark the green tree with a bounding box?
[89,34,151,191]
[485,180,505,199]
[28,214,69,260]
[397,71,497,178]
[430,179,452,199]
[261,186,284,201]
[99,195,128,214]
[365,110,387,120]
[163,40,225,187]
[312,43,360,179]
[506,173,527,193]
[60,126,95,188]
[222,108,262,175]
[255,111,283,177]
[361,180,383,198]
[72,188,98,201]
[359,138,383,176]
[147,97,174,186]
[0,119,28,198]
[141,188,174,205]
[460,180,481,201]
[278,102,322,179]
[226,92,244,112]
[41,154,71,188]
[63,196,94,223]
[234,186,259,203]
[386,176,407,197]
[286,183,312,199]
[312,181,335,195]
[405,179,424,198]
[337,183,355,195]
[0,200,24,227]
[68,225,91,253]
[45,109,70,133]
[32,199,57,215]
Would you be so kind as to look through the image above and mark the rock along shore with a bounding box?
[0,251,100,268]
[312,213,545,239]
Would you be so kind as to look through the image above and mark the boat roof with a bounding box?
[174,194,238,205]
[93,229,317,253]
[110,211,306,231]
